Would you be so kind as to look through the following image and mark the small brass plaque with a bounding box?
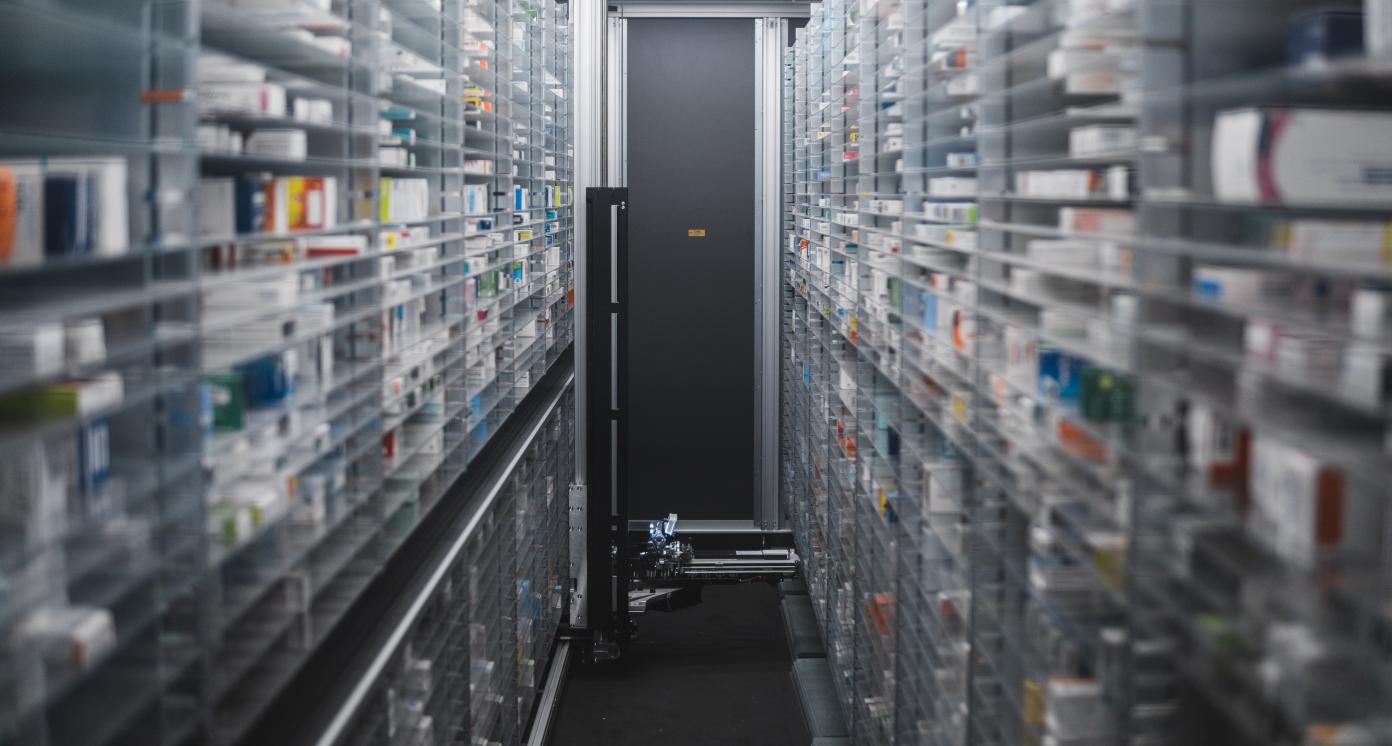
[687,229,706,237]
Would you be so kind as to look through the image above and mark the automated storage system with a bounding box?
[3,1,1392,745]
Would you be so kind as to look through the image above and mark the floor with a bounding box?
[548,582,810,746]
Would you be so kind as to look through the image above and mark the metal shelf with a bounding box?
[786,0,1392,745]
[0,0,572,744]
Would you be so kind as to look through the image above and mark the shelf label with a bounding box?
[142,88,187,104]
[687,228,706,237]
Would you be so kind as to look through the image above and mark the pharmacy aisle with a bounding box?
[783,0,1392,744]
[7,0,1392,744]
[0,0,574,744]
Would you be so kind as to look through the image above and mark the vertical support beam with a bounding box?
[753,18,764,529]
[571,0,605,627]
[755,17,784,529]
[583,188,630,654]
[605,17,626,187]
[583,189,612,644]
[574,0,605,486]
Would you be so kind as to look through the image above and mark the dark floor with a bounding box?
[548,582,810,746]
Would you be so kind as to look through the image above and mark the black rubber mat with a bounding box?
[548,582,810,746]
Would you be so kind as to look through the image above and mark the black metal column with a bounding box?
[583,187,630,657]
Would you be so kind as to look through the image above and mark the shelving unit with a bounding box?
[0,4,205,745]
[784,1,1392,744]
[326,384,574,746]
[968,3,1146,745]
[0,0,573,744]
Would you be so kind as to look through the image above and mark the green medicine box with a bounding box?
[206,370,246,433]
[1081,367,1135,423]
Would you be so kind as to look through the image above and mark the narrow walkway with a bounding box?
[549,583,810,746]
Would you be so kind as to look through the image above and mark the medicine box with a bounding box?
[1213,107,1392,207]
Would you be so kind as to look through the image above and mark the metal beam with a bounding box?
[575,0,605,487]
[756,17,785,529]
[572,0,605,627]
[523,641,574,746]
[605,17,626,187]
[607,2,811,18]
